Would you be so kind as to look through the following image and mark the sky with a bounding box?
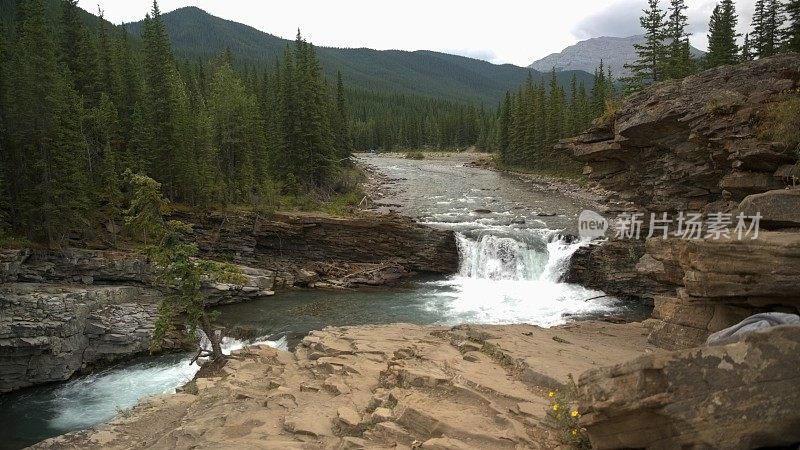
[79,0,757,67]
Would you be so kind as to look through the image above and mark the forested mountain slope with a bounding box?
[124,6,594,105]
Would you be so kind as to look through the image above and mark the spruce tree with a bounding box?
[664,0,693,79]
[706,0,740,68]
[9,0,88,244]
[785,0,800,53]
[752,0,785,57]
[59,0,98,101]
[497,92,511,162]
[741,33,754,60]
[625,0,668,85]
[333,71,353,159]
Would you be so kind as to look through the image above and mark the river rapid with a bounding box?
[0,153,632,449]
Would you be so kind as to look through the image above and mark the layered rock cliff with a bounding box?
[562,54,800,347]
[1,212,458,393]
[559,53,800,213]
[177,210,459,287]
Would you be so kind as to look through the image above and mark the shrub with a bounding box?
[404,151,425,160]
[598,98,623,126]
[759,91,800,159]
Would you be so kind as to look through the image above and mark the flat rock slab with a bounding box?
[31,322,652,449]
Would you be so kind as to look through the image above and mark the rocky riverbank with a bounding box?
[30,321,656,449]
[0,212,458,393]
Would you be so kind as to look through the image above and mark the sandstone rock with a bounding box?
[736,188,800,229]
[33,322,652,449]
[641,233,800,349]
[336,406,362,429]
[565,239,674,301]
[719,170,785,200]
[578,325,800,450]
[370,407,394,423]
[175,210,459,279]
[421,437,471,449]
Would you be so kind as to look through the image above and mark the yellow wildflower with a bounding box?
[548,391,555,398]
[571,410,579,418]
[571,429,577,436]
[552,404,559,411]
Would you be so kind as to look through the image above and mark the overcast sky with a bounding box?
[79,0,757,66]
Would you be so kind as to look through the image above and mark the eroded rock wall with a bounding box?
[177,210,459,279]
[559,54,800,212]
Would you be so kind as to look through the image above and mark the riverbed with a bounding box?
[1,153,636,449]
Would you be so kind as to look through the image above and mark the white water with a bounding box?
[46,335,287,431]
[421,231,613,327]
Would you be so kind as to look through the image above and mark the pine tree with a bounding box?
[497,92,511,162]
[9,0,88,245]
[590,61,609,116]
[625,0,668,85]
[141,0,189,199]
[752,0,785,57]
[0,23,8,227]
[741,33,754,60]
[706,0,740,68]
[664,0,693,79]
[332,71,353,159]
[785,0,800,53]
[59,0,98,100]
[209,59,256,200]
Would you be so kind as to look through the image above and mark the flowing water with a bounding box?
[1,154,639,449]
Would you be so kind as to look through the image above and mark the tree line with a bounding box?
[626,0,800,87]
[492,66,615,170]
[0,0,352,246]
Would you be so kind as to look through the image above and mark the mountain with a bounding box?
[124,7,594,105]
[529,35,706,78]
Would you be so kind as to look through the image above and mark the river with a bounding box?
[0,154,638,449]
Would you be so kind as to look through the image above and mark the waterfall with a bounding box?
[426,231,610,327]
[455,232,584,282]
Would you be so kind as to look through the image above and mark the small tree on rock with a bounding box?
[124,171,244,361]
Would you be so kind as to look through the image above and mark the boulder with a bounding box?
[564,239,674,301]
[578,325,800,450]
[736,188,800,229]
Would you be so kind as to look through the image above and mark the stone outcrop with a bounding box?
[0,248,276,392]
[735,188,800,229]
[559,54,800,212]
[177,210,459,287]
[0,248,276,306]
[564,239,673,301]
[641,232,800,349]
[577,324,800,449]
[0,283,171,393]
[31,321,655,449]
